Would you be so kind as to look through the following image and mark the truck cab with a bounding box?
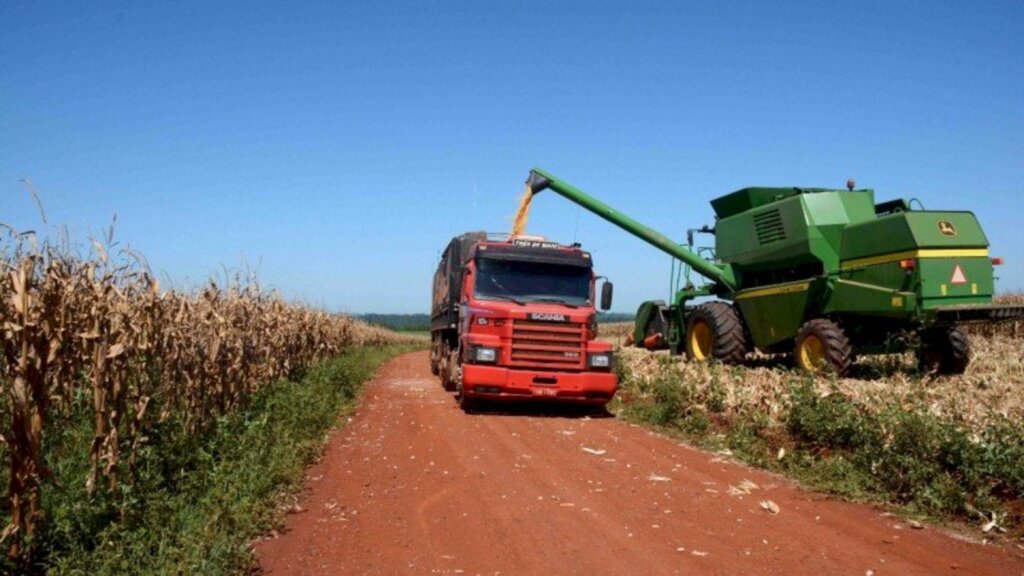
[431,234,617,410]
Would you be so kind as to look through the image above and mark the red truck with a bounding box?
[431,232,618,410]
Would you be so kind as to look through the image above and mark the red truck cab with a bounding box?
[431,233,617,410]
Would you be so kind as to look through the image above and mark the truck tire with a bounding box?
[458,391,474,411]
[439,343,458,391]
[918,326,970,375]
[685,302,748,364]
[455,369,476,411]
[430,350,440,376]
[794,318,852,375]
[429,335,441,375]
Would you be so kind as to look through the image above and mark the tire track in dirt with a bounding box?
[254,351,1023,575]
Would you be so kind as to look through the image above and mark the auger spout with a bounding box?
[526,168,737,292]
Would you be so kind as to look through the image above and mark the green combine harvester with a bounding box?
[524,168,1023,375]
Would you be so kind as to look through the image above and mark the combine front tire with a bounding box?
[794,318,852,375]
[685,302,748,364]
[918,326,970,375]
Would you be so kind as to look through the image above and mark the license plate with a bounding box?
[533,387,558,397]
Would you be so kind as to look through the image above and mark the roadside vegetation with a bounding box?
[607,295,1024,538]
[0,228,421,573]
[38,344,418,575]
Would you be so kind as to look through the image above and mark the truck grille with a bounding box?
[510,320,585,370]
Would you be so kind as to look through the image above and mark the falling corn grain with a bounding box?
[511,183,533,236]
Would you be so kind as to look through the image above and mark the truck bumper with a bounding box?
[462,364,617,405]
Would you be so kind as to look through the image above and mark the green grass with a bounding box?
[10,344,419,575]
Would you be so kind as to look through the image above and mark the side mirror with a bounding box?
[600,281,613,311]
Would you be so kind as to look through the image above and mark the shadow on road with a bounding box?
[459,398,613,419]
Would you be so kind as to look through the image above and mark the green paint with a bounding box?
[526,167,1020,360]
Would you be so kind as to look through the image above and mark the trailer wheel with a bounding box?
[794,318,852,375]
[685,302,748,364]
[918,326,970,375]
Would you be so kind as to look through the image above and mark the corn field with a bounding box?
[605,292,1024,433]
[0,231,403,562]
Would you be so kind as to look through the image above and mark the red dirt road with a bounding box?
[255,351,1023,575]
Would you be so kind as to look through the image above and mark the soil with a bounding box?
[254,351,1023,575]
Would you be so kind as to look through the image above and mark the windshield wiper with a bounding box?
[530,297,579,308]
[485,275,526,305]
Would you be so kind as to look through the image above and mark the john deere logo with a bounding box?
[937,220,957,236]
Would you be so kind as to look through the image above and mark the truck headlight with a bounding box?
[588,353,613,369]
[474,347,498,363]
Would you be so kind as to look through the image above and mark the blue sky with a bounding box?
[2,1,1021,313]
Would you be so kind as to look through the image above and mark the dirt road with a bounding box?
[255,351,1023,575]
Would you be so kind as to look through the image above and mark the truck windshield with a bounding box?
[474,258,590,306]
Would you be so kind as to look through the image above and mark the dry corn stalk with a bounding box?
[0,229,410,562]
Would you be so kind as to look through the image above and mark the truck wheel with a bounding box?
[455,370,475,411]
[440,346,459,391]
[430,336,441,375]
[918,326,970,375]
[794,318,852,375]
[685,302,748,364]
[458,390,474,411]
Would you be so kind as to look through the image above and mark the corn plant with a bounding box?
[0,230,403,563]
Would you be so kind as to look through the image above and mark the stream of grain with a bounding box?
[511,183,533,236]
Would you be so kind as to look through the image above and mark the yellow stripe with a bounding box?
[734,281,810,300]
[841,248,988,270]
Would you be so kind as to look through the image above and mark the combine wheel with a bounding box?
[794,318,852,375]
[918,326,970,375]
[684,302,748,364]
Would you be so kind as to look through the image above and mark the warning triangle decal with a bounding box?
[950,265,967,285]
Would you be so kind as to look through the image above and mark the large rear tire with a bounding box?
[684,302,748,364]
[794,318,852,375]
[918,326,970,375]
